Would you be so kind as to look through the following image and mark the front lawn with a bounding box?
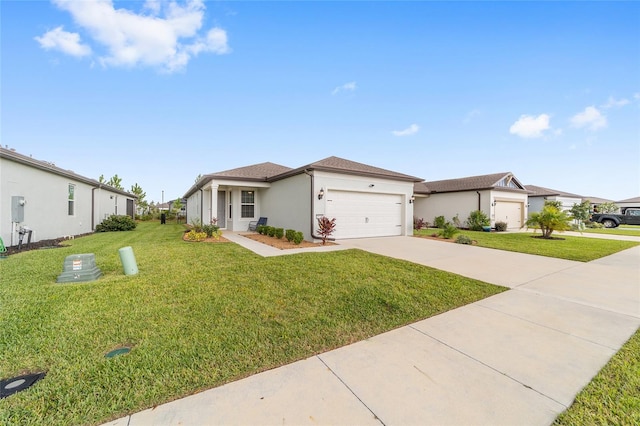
[580,227,640,237]
[554,327,640,425]
[414,229,639,262]
[0,222,505,425]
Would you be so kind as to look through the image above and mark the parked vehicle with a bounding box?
[590,208,640,228]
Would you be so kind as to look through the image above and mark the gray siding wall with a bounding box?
[261,173,311,239]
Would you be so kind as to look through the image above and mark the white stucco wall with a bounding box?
[1,157,132,246]
[313,171,415,238]
[528,196,582,212]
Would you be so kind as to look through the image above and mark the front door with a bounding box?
[217,191,226,228]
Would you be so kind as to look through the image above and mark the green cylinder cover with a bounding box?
[118,246,139,275]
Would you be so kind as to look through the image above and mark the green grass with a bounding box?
[580,227,640,237]
[415,229,639,262]
[554,328,640,425]
[0,222,505,425]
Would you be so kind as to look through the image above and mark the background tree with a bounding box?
[195,174,203,183]
[526,204,572,238]
[172,199,184,223]
[544,200,564,210]
[98,174,106,184]
[107,174,124,190]
[597,202,619,214]
[130,183,148,214]
[570,200,591,224]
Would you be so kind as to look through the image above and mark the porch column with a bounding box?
[209,183,219,224]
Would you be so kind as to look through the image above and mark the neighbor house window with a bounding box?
[241,190,255,218]
[68,184,75,216]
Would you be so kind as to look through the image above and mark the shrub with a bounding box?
[285,229,296,242]
[494,221,508,232]
[186,230,207,242]
[256,225,265,234]
[317,216,337,245]
[267,226,276,237]
[293,231,304,245]
[202,223,219,238]
[452,214,462,228]
[96,215,137,232]
[190,218,203,233]
[467,210,490,231]
[414,217,426,230]
[275,228,284,239]
[585,221,604,229]
[455,235,473,245]
[438,223,460,239]
[434,216,446,229]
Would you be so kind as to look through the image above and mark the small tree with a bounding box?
[317,216,336,245]
[570,200,591,226]
[597,202,619,214]
[130,183,148,217]
[544,200,564,210]
[172,199,184,223]
[526,204,572,238]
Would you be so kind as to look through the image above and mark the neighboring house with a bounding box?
[582,196,615,212]
[525,185,583,212]
[1,147,136,247]
[616,196,640,211]
[413,172,528,230]
[183,156,422,240]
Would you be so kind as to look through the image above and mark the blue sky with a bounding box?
[2,0,639,204]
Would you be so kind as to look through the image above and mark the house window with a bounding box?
[241,190,255,218]
[68,184,75,216]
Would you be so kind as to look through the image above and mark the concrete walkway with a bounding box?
[105,236,640,426]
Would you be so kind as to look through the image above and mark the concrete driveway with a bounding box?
[106,236,640,426]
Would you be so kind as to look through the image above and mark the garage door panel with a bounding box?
[326,191,403,238]
[495,202,522,229]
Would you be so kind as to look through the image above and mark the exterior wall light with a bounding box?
[409,196,415,204]
[318,188,325,200]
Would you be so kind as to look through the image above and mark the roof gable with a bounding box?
[415,172,526,194]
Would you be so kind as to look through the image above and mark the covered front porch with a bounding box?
[191,180,271,232]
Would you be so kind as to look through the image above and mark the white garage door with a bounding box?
[325,190,403,239]
[494,201,523,229]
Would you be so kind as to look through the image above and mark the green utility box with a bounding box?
[57,254,102,283]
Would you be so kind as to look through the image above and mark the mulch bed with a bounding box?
[4,238,70,255]
[182,233,231,243]
[240,233,336,250]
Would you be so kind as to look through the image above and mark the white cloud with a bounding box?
[509,114,550,138]
[392,124,419,136]
[37,0,229,73]
[34,26,92,57]
[570,106,607,131]
[332,81,357,95]
[463,109,481,124]
[601,96,630,109]
[634,93,640,100]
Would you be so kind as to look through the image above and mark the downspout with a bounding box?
[304,169,335,242]
[476,191,481,211]
[91,184,101,231]
[200,189,204,224]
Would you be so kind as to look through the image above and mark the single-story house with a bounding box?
[524,185,584,212]
[616,196,640,211]
[183,156,423,240]
[413,172,529,230]
[583,196,615,212]
[0,146,136,247]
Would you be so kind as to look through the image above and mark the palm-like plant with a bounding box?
[526,205,572,238]
[317,216,337,245]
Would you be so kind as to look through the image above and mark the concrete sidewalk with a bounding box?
[105,237,640,426]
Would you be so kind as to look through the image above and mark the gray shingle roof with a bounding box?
[274,156,423,182]
[617,196,640,203]
[0,146,136,198]
[414,172,525,194]
[207,162,292,181]
[524,185,583,199]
